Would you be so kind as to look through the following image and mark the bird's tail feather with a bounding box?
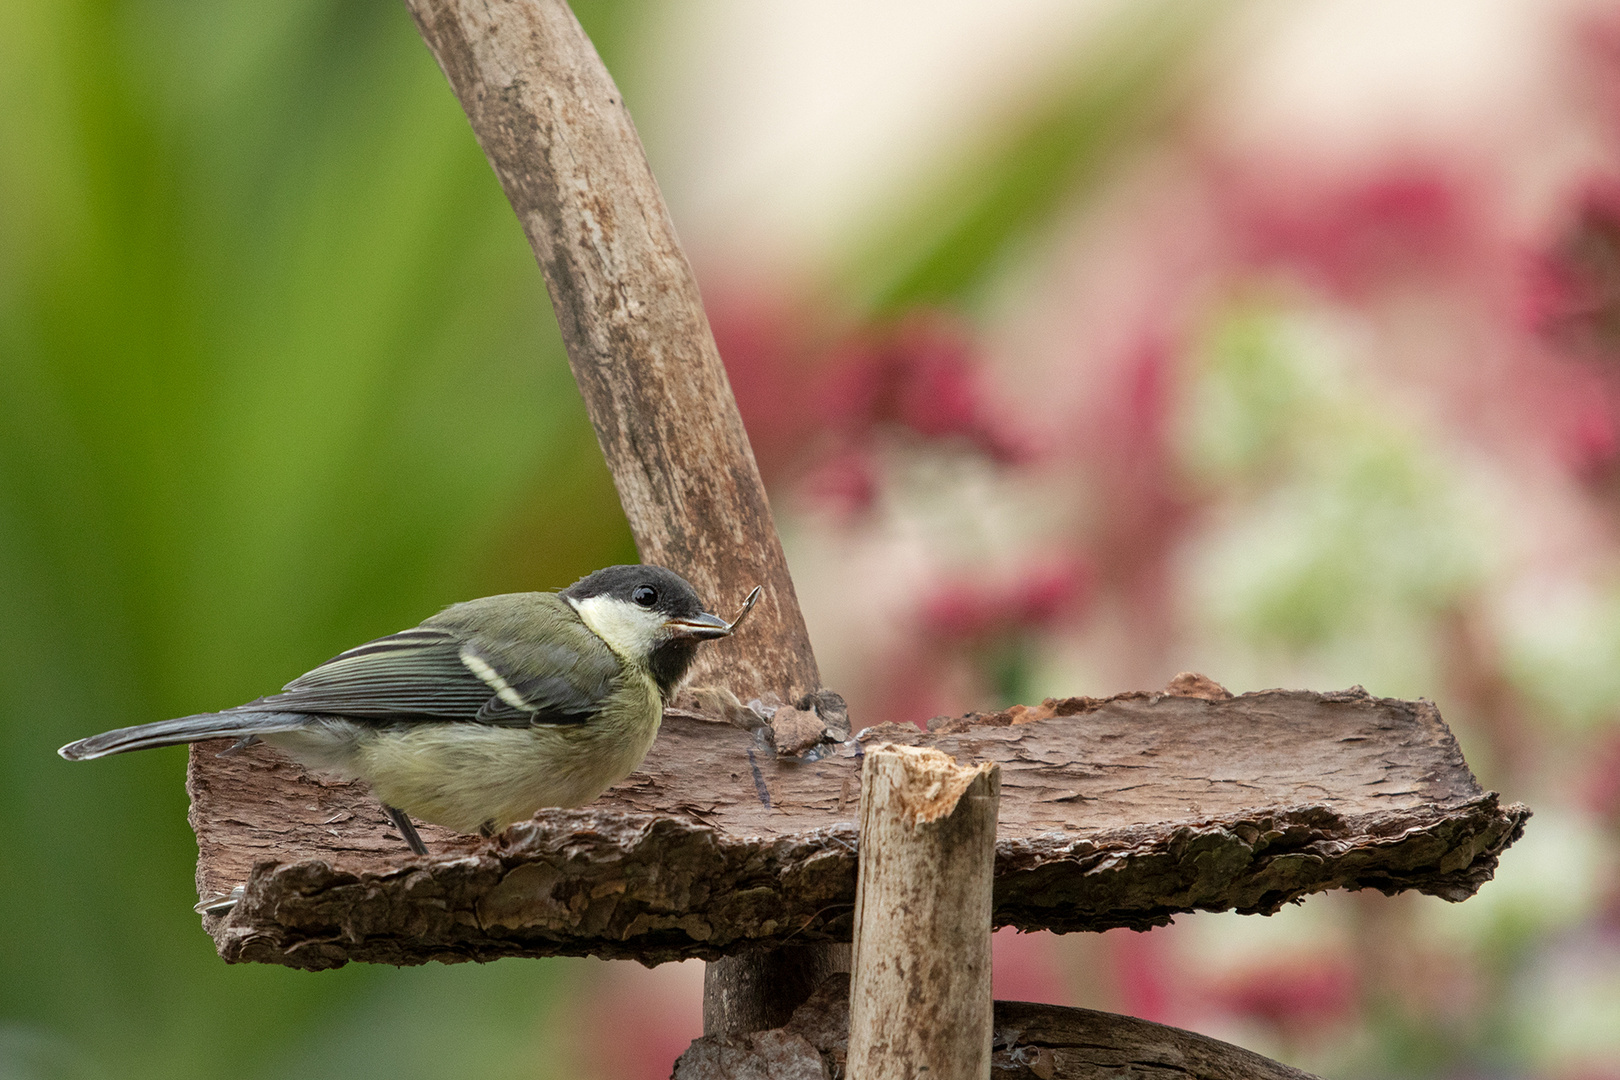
[58,711,307,760]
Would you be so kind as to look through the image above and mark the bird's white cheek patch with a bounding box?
[460,649,533,711]
[570,595,666,659]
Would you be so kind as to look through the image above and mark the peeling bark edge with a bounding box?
[204,789,1525,970]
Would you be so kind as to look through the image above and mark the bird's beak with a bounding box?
[666,585,763,641]
[665,612,734,640]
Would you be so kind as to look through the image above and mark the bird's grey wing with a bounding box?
[244,627,495,720]
[246,625,611,727]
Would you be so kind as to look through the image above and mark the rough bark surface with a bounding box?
[848,747,999,1080]
[673,973,1324,1080]
[188,684,1528,970]
[402,0,815,701]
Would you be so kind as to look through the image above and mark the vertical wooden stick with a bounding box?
[848,745,1000,1080]
[402,0,836,1035]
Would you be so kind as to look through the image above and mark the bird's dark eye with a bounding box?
[632,585,659,608]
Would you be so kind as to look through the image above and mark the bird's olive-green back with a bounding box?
[427,592,624,718]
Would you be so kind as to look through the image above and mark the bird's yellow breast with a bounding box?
[273,667,664,835]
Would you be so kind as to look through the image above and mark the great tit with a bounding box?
[59,564,758,855]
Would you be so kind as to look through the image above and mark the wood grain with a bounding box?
[187,684,1528,969]
[848,746,999,1080]
[402,0,816,701]
[673,973,1324,1080]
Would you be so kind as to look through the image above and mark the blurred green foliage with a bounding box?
[0,1,637,1077]
[1181,307,1487,664]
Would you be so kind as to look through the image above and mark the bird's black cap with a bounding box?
[561,564,710,619]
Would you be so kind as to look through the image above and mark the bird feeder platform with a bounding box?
[189,678,1525,970]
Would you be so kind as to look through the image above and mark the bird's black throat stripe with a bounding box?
[648,639,701,700]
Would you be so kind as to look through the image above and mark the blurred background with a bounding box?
[4,0,1620,1076]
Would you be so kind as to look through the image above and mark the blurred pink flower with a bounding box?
[1216,161,1475,298]
[1203,959,1359,1034]
[864,557,1094,728]
[801,445,880,515]
[1568,399,1620,480]
[991,928,1073,1006]
[706,287,822,483]
[574,959,704,1080]
[818,310,1027,463]
[1582,727,1620,825]
[1578,8,1620,138]
[710,291,1027,513]
[1106,927,1176,1025]
[1081,336,1195,645]
[1525,181,1620,359]
[1519,181,1620,481]
[921,558,1091,645]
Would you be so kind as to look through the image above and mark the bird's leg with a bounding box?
[382,804,428,856]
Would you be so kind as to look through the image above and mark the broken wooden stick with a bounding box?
[848,745,1000,1080]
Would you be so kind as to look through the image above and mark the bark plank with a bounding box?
[188,684,1528,969]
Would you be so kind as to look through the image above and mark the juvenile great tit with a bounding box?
[59,564,758,855]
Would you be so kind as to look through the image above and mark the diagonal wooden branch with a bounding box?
[190,684,1526,970]
[403,0,816,701]
[400,0,827,1033]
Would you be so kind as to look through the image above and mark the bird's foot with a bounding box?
[382,804,429,856]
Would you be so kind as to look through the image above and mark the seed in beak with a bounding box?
[725,586,762,633]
